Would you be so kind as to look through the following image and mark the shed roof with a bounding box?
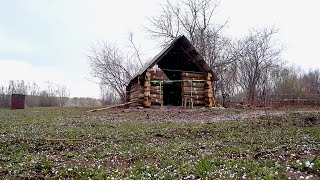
[127,35,217,85]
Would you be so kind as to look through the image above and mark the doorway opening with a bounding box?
[162,81,182,106]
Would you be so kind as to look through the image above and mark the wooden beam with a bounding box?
[87,102,132,112]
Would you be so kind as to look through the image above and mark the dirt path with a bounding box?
[88,107,320,123]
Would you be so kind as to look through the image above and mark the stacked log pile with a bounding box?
[181,72,206,105]
[149,69,164,106]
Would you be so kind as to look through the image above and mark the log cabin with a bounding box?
[125,35,218,108]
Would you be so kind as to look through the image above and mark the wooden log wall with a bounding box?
[125,86,130,102]
[204,73,215,107]
[127,70,215,107]
[128,81,144,106]
[181,72,206,105]
[149,69,164,106]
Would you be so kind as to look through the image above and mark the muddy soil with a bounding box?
[87,106,320,123]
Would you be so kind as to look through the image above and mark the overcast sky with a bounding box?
[0,0,319,98]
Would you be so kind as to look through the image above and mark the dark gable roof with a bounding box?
[127,35,217,85]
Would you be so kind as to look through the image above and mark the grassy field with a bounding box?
[0,107,319,179]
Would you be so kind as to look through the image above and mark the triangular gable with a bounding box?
[127,35,216,85]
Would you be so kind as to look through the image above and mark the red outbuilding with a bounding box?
[11,94,25,109]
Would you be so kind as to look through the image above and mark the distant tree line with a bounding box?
[87,0,320,107]
[0,80,102,108]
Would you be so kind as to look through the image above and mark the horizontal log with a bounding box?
[144,91,150,97]
[150,94,163,99]
[151,101,162,105]
[205,97,214,101]
[144,87,151,92]
[205,81,212,86]
[207,101,213,107]
[149,71,165,76]
[130,87,143,94]
[129,98,142,104]
[182,91,205,95]
[205,92,213,98]
[130,98,143,103]
[184,95,204,99]
[206,73,212,78]
[130,82,142,89]
[130,93,144,99]
[205,73,212,81]
[150,75,165,80]
[144,81,151,87]
[143,99,151,107]
[129,102,142,106]
[182,77,206,81]
[131,97,153,105]
[150,91,163,95]
[151,98,163,104]
[150,97,162,101]
[129,94,138,99]
[130,85,143,92]
[145,71,151,77]
[181,82,205,88]
[151,86,162,90]
[181,72,205,78]
[193,100,205,105]
[150,81,163,85]
[182,87,205,92]
[182,95,204,100]
[145,76,151,81]
[204,88,213,93]
[130,89,143,96]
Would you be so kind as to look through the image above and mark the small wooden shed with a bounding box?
[126,35,217,108]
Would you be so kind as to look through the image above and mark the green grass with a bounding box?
[0,107,319,179]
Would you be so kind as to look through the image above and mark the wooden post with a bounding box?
[160,81,163,107]
[204,73,214,107]
[149,69,164,107]
[144,69,151,107]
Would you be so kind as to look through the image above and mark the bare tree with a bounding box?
[236,28,283,104]
[273,67,300,96]
[8,80,28,95]
[146,0,244,106]
[146,0,234,68]
[26,82,40,107]
[87,33,142,102]
[301,69,320,96]
[216,62,238,107]
[57,84,70,107]
[38,81,59,107]
[100,84,118,105]
[0,85,10,108]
